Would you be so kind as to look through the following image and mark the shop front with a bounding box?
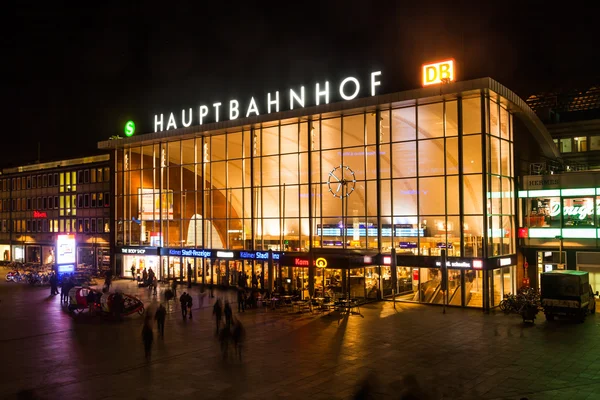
[118,246,160,280]
[518,172,600,290]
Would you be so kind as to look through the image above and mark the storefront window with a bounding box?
[590,136,600,151]
[419,268,441,303]
[349,268,365,298]
[365,266,380,299]
[465,269,483,307]
[526,197,560,227]
[563,197,595,227]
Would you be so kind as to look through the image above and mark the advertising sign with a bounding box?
[138,188,174,220]
[56,234,76,264]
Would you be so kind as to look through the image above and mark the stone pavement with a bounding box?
[1,272,600,400]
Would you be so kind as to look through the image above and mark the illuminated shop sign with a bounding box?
[422,59,455,86]
[122,248,147,254]
[549,202,598,220]
[473,260,483,269]
[294,258,310,266]
[154,71,382,132]
[33,210,47,218]
[499,257,512,266]
[435,260,471,268]
[239,251,275,260]
[315,257,328,268]
[216,251,234,258]
[56,234,76,264]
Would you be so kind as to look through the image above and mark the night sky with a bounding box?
[6,2,598,168]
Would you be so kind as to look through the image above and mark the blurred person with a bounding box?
[180,292,188,320]
[186,291,193,319]
[237,287,246,313]
[213,298,223,334]
[187,262,193,288]
[224,301,232,329]
[141,316,153,361]
[152,276,158,295]
[154,303,166,338]
[231,318,246,362]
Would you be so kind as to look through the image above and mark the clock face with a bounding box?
[327,165,356,198]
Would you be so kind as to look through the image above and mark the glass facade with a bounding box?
[110,89,520,309]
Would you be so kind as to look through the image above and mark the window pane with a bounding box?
[445,101,458,136]
[393,179,417,215]
[380,143,390,179]
[391,107,415,142]
[502,177,512,216]
[321,118,341,149]
[280,124,298,154]
[418,103,444,139]
[563,197,594,227]
[462,97,481,134]
[446,137,459,175]
[281,154,299,185]
[262,125,279,156]
[490,176,501,215]
[380,179,391,215]
[560,138,572,153]
[464,215,483,257]
[227,132,243,159]
[343,147,365,181]
[463,135,482,173]
[490,136,501,175]
[211,135,226,161]
[366,112,377,145]
[380,109,390,143]
[501,140,510,176]
[463,174,483,214]
[447,175,459,214]
[227,160,243,188]
[490,100,500,137]
[321,150,341,183]
[392,142,416,178]
[418,139,444,176]
[574,136,587,152]
[526,197,560,228]
[418,177,445,215]
[211,161,226,189]
[343,114,364,147]
[366,145,377,180]
[500,107,509,140]
[590,136,600,151]
[261,156,279,186]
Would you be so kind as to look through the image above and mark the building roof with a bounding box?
[1,154,110,175]
[526,86,600,113]
[98,78,559,158]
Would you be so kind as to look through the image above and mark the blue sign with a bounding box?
[57,264,75,273]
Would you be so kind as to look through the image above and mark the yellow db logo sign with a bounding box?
[315,257,328,268]
[422,59,455,86]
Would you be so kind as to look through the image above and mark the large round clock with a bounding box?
[327,165,356,198]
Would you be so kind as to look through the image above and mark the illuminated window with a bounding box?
[103,168,109,182]
[590,136,600,151]
[559,138,572,153]
[574,137,587,152]
[90,169,96,183]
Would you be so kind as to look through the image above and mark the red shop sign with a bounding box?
[33,210,47,218]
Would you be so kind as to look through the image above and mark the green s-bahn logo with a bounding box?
[124,120,135,137]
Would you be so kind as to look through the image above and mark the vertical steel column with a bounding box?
[307,118,315,297]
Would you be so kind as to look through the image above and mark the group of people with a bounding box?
[133,266,158,294]
[212,298,246,361]
[179,291,193,320]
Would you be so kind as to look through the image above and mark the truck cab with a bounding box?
[540,270,597,322]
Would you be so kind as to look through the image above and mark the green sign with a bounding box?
[124,120,135,137]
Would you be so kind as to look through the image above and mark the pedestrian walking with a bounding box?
[142,316,153,361]
[154,303,166,338]
[187,262,193,289]
[104,270,112,291]
[152,276,158,295]
[231,318,246,361]
[237,288,246,313]
[213,298,223,334]
[171,279,178,299]
[142,268,148,285]
[49,273,58,296]
[186,292,193,319]
[180,292,188,320]
[224,301,232,329]
[131,264,136,281]
[60,278,68,303]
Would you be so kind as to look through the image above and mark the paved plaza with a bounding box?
[1,272,600,400]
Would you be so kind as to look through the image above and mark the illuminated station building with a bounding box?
[100,62,558,310]
[0,155,112,273]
